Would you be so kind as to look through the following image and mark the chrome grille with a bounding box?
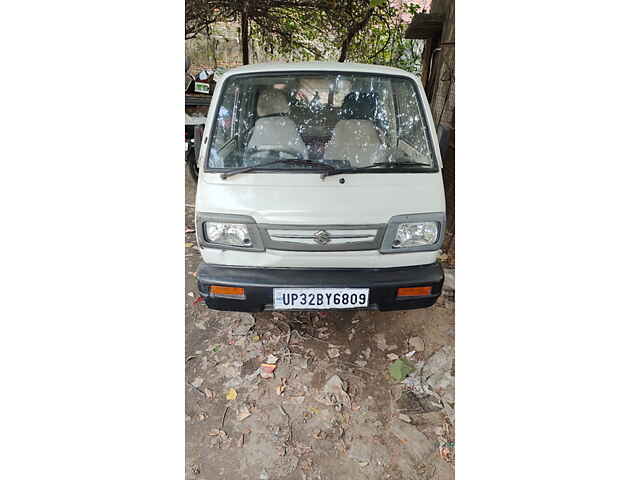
[259,224,386,251]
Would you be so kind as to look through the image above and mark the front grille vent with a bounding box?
[259,224,386,251]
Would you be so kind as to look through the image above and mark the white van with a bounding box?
[195,62,446,312]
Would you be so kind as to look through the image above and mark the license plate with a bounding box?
[273,288,369,310]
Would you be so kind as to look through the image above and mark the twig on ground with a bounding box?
[187,382,206,397]
[291,329,331,345]
[221,406,229,430]
[280,404,292,444]
[340,360,376,374]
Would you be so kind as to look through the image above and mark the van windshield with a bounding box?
[207,72,436,173]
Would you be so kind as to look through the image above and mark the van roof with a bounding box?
[219,61,419,80]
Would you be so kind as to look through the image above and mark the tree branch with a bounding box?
[338,7,374,62]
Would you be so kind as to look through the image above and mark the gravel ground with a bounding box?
[185,170,455,479]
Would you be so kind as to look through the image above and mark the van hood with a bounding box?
[196,172,445,225]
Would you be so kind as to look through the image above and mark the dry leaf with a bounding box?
[237,405,251,421]
[226,388,237,401]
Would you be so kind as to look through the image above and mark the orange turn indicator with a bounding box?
[210,285,246,299]
[397,286,432,298]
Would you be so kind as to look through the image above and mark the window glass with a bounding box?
[213,84,237,148]
[393,78,430,158]
[207,73,435,171]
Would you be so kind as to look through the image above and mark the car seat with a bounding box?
[246,89,307,158]
[324,91,386,167]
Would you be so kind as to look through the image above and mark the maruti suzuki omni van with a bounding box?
[195,62,446,312]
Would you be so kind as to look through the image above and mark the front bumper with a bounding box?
[196,262,444,312]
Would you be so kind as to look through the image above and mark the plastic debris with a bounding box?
[265,354,279,364]
[388,358,414,381]
[260,363,277,379]
[192,296,204,305]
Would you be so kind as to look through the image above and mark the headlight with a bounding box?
[197,213,265,251]
[393,221,438,248]
[205,222,252,247]
[380,213,445,253]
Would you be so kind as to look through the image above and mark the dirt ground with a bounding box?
[185,171,455,479]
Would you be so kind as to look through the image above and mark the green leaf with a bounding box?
[388,358,414,381]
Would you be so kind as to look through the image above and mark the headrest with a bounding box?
[257,89,290,117]
[340,91,379,120]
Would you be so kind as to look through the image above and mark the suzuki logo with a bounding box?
[313,230,331,245]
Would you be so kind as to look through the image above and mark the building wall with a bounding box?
[429,0,454,129]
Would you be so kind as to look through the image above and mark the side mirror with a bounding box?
[437,124,450,163]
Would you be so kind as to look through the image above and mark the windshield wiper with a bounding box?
[220,159,336,180]
[320,161,431,179]
[359,161,432,169]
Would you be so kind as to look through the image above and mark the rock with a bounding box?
[355,360,368,368]
[389,419,438,462]
[319,375,352,410]
[348,439,372,466]
[386,353,399,361]
[217,361,242,379]
[396,389,443,414]
[423,346,454,405]
[428,455,455,480]
[327,348,340,358]
[398,413,412,423]
[231,313,255,336]
[374,334,388,351]
[194,316,208,330]
[191,377,204,389]
[408,336,425,352]
[401,345,454,420]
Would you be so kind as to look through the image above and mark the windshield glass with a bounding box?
[207,72,436,172]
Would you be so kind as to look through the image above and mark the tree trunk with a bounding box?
[241,9,249,65]
[338,8,374,62]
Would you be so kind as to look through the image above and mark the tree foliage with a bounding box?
[185,0,425,73]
